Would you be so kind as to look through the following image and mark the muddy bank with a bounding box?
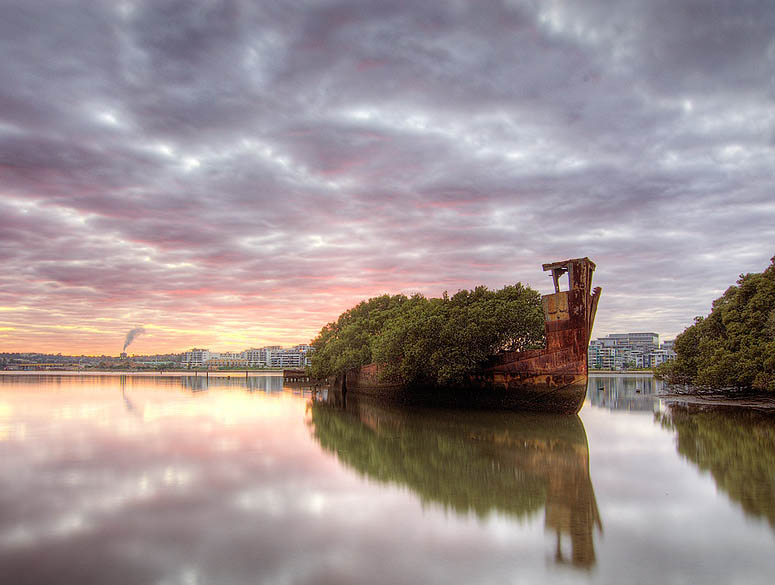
[660,388,775,410]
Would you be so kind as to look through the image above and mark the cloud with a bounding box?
[0,0,773,353]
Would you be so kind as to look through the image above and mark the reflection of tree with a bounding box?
[661,405,775,529]
[308,395,602,568]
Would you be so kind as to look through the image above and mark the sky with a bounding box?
[0,0,773,355]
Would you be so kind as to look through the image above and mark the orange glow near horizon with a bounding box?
[0,312,325,355]
[0,267,713,355]
[0,283,436,355]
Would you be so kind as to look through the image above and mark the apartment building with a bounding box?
[183,344,313,369]
[588,333,675,370]
[181,348,211,368]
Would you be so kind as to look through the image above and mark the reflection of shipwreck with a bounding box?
[333,258,601,414]
[308,393,602,568]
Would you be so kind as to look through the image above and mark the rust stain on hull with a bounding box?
[336,257,601,414]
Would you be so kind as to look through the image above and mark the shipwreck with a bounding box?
[331,257,601,414]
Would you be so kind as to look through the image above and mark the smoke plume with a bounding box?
[122,327,146,351]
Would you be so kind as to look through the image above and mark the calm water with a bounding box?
[1,373,774,585]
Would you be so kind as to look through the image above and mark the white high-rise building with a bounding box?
[588,333,674,370]
[183,344,314,369]
[182,348,211,368]
[243,346,281,367]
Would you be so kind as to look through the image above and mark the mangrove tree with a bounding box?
[656,256,775,391]
[308,283,545,386]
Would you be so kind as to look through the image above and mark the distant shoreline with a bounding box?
[0,369,285,376]
[589,370,655,376]
[4,368,653,376]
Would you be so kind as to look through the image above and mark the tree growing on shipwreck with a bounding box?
[308,283,546,388]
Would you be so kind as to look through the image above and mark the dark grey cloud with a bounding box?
[0,0,773,351]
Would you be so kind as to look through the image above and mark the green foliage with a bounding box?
[308,293,410,380]
[308,284,545,386]
[307,400,594,520]
[657,256,775,391]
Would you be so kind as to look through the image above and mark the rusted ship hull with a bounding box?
[332,257,601,414]
[333,368,588,413]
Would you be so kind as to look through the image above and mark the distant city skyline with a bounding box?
[1,1,772,354]
[3,331,680,358]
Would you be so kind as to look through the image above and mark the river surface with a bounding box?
[1,372,773,585]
